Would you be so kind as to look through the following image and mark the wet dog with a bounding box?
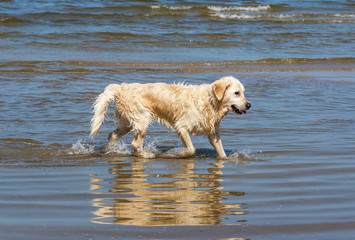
[90,76,251,158]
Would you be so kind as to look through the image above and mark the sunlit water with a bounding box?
[1,0,355,239]
[1,67,354,239]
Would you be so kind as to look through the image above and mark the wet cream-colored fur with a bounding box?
[90,76,251,158]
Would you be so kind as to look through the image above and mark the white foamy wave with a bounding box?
[214,13,256,20]
[333,13,355,18]
[69,139,95,155]
[214,13,297,20]
[151,5,193,10]
[208,5,270,12]
[326,19,355,23]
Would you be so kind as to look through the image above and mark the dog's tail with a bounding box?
[90,84,119,137]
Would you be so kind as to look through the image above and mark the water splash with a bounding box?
[68,138,264,161]
[229,149,265,163]
[143,137,160,154]
[69,139,95,155]
[69,137,160,156]
[106,141,131,155]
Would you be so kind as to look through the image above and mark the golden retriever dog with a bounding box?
[90,76,251,158]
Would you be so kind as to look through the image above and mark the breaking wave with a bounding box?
[149,4,271,12]
[151,5,193,10]
[212,12,355,22]
[213,13,297,20]
[207,5,271,12]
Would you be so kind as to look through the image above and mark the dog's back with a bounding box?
[116,82,211,132]
[90,82,214,137]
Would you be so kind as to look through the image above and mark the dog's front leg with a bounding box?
[160,129,195,158]
[208,133,227,158]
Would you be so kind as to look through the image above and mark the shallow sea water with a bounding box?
[1,68,354,239]
[1,0,355,239]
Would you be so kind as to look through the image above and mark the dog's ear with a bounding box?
[212,79,231,101]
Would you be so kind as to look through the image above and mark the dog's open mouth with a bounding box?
[231,105,247,115]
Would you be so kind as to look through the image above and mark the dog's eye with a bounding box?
[234,91,240,96]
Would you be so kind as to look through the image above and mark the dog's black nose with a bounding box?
[246,102,251,110]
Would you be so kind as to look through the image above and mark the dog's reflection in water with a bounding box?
[91,157,247,226]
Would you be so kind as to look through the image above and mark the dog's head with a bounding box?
[212,76,251,115]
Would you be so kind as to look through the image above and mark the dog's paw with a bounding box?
[159,147,195,159]
[135,151,155,159]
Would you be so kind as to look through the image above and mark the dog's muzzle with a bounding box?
[231,102,251,115]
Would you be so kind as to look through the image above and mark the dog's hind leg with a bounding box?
[177,129,196,158]
[106,121,131,151]
[131,126,155,159]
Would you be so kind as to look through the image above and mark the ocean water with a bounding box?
[1,0,354,62]
[0,1,355,239]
